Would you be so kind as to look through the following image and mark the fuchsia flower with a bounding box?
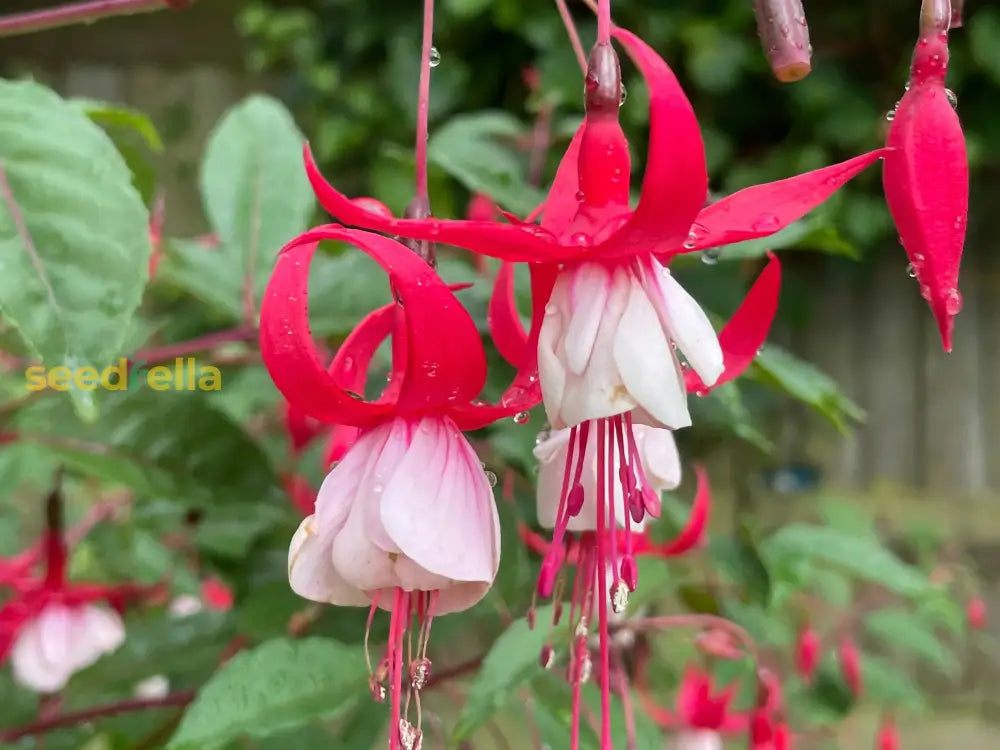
[260,226,535,749]
[883,0,968,351]
[637,666,748,749]
[294,21,888,747]
[0,497,145,693]
[877,715,900,750]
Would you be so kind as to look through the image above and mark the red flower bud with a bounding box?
[967,596,987,630]
[883,1,968,351]
[878,715,900,750]
[838,637,863,697]
[795,625,820,682]
[753,0,812,83]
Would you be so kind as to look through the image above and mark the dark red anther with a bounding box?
[566,483,585,517]
[539,644,555,669]
[536,552,559,598]
[627,489,645,524]
[619,554,638,592]
[618,465,636,494]
[641,485,661,517]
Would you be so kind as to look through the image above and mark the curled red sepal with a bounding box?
[631,465,711,557]
[682,149,888,255]
[488,262,528,368]
[753,0,812,83]
[539,123,585,236]
[838,637,863,697]
[686,252,781,395]
[304,145,562,263]
[259,227,487,426]
[517,522,552,556]
[604,27,708,256]
[883,14,967,352]
[283,401,324,455]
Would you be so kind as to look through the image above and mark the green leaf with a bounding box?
[0,80,152,420]
[709,522,772,606]
[428,111,545,217]
[157,239,243,322]
[763,524,930,597]
[688,381,773,451]
[751,344,865,431]
[199,95,315,302]
[970,8,1000,85]
[865,609,959,676]
[451,606,554,741]
[167,637,365,749]
[861,654,928,710]
[18,389,284,511]
[73,99,164,152]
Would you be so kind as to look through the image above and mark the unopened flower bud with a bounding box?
[753,0,812,83]
[584,43,622,117]
[967,596,987,630]
[795,624,821,682]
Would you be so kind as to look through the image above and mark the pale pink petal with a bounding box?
[68,605,125,672]
[537,280,570,426]
[635,425,682,491]
[288,515,369,605]
[645,263,724,387]
[10,609,73,692]
[564,263,612,375]
[533,427,645,533]
[558,266,634,427]
[379,416,499,585]
[676,730,724,750]
[613,276,690,429]
[330,496,399,592]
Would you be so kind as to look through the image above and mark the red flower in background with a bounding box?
[883,0,968,351]
[795,624,821,682]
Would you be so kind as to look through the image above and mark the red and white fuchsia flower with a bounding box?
[260,226,534,749]
[0,492,146,693]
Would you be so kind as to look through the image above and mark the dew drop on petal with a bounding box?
[513,411,531,424]
[570,232,591,246]
[906,263,917,278]
[575,190,585,202]
[428,46,441,67]
[945,288,964,315]
[484,469,498,488]
[751,213,780,232]
[535,429,551,445]
[619,84,627,106]
[701,247,721,265]
[885,107,897,122]
[945,88,958,109]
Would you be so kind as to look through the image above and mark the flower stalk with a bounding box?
[0,0,190,38]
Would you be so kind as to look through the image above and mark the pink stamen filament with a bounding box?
[389,588,408,750]
[595,420,612,748]
[605,418,621,591]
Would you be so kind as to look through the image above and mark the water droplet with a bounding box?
[886,107,897,122]
[913,252,925,263]
[619,84,627,106]
[796,15,807,26]
[946,88,958,109]
[535,429,551,445]
[906,263,917,278]
[570,232,591,246]
[905,81,911,91]
[513,411,530,424]
[701,247,721,265]
[683,222,709,250]
[428,46,441,67]
[575,190,585,202]
[751,213,780,232]
[484,469,498,487]
[422,361,439,377]
[779,23,790,36]
[945,287,964,315]
[919,283,931,301]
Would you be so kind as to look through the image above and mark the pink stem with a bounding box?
[553,0,587,73]
[596,0,611,45]
[43,478,66,589]
[414,0,435,202]
[0,0,185,37]
[133,326,257,365]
